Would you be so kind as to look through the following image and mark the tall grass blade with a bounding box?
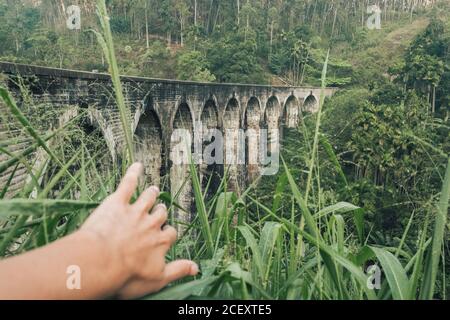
[189,158,214,256]
[420,158,450,299]
[259,222,282,287]
[0,87,62,167]
[94,0,134,163]
[0,199,99,218]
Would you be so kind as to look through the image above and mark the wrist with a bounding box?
[73,229,130,293]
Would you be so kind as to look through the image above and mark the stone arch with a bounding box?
[303,93,319,113]
[262,96,281,163]
[170,98,196,132]
[245,97,261,129]
[170,101,194,232]
[200,98,222,198]
[201,99,219,129]
[133,94,163,130]
[245,97,262,183]
[264,95,282,129]
[223,97,241,191]
[134,100,163,187]
[283,95,300,128]
[77,109,114,179]
[86,108,118,162]
[223,97,241,129]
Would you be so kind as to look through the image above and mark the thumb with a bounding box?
[163,260,199,285]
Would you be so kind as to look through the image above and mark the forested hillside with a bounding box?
[0,0,448,87]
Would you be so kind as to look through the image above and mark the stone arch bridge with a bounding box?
[0,62,336,225]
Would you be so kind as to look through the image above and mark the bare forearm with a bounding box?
[0,163,198,300]
[0,230,126,300]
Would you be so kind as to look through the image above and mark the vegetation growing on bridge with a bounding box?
[0,0,450,300]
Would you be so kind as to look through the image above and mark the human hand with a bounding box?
[80,162,198,299]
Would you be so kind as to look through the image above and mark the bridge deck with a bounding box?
[0,61,335,91]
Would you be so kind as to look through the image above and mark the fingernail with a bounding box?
[158,203,166,210]
[190,262,199,275]
[150,186,160,194]
[136,163,144,175]
[130,162,144,175]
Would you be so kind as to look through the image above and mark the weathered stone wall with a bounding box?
[0,101,31,198]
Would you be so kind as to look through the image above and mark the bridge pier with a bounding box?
[170,102,194,233]
[134,109,163,187]
[223,97,241,192]
[200,98,221,199]
[244,97,262,183]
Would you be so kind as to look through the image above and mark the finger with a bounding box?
[163,260,199,285]
[115,163,143,203]
[117,279,157,300]
[133,186,160,213]
[160,225,177,245]
[149,204,168,227]
[117,260,199,299]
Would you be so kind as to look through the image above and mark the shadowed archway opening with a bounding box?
[134,107,163,187]
[245,97,261,183]
[265,96,281,129]
[200,99,222,199]
[303,94,318,113]
[263,96,281,161]
[50,110,112,207]
[281,95,301,149]
[223,98,240,128]
[77,111,114,172]
[170,102,194,231]
[283,95,300,128]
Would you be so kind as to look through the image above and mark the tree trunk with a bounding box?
[331,8,337,38]
[180,15,184,46]
[194,0,198,26]
[269,21,274,59]
[145,1,149,49]
[59,0,66,18]
[237,0,240,26]
[194,0,198,48]
[245,15,249,41]
[432,85,436,114]
[300,50,310,85]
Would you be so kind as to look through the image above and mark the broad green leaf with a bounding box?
[259,222,282,285]
[370,246,410,300]
[317,202,360,218]
[238,225,263,277]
